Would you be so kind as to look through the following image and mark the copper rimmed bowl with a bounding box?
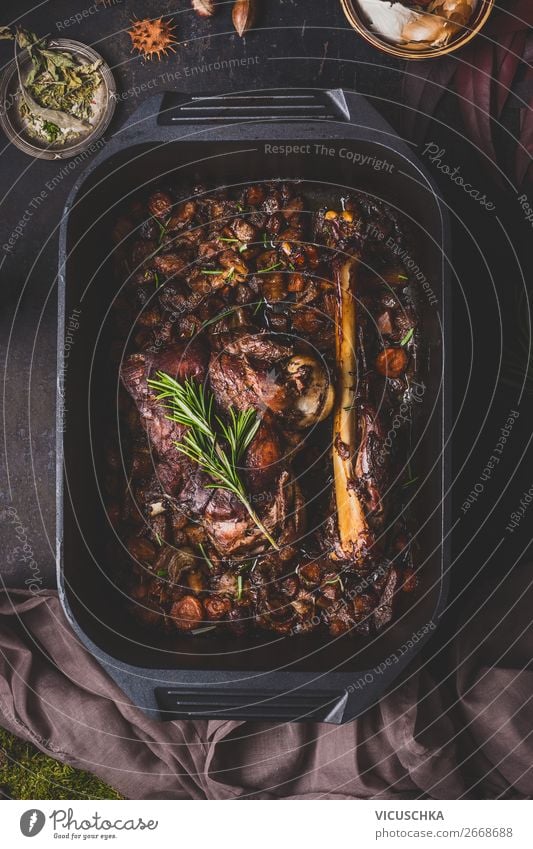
[340,0,494,59]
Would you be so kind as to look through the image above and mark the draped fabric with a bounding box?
[0,565,532,799]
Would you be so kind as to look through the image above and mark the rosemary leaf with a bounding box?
[400,327,414,346]
[199,543,215,571]
[258,262,282,274]
[198,305,241,332]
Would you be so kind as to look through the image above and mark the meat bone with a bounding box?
[333,255,371,562]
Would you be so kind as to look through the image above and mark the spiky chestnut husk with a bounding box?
[128,17,177,61]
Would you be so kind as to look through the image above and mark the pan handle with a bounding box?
[155,685,348,723]
[157,89,350,125]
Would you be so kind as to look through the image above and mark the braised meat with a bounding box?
[107,181,423,638]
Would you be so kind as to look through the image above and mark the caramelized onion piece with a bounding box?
[204,595,231,620]
[333,258,370,561]
[170,595,204,630]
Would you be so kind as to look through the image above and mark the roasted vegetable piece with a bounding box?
[204,595,232,620]
[297,562,322,588]
[170,595,204,630]
[148,191,173,219]
[375,347,408,378]
[127,537,157,564]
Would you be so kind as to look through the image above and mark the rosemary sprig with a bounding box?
[400,327,414,346]
[199,542,215,571]
[219,237,248,253]
[152,217,168,244]
[253,298,265,315]
[198,305,241,332]
[147,373,279,549]
[201,266,236,281]
[258,262,282,274]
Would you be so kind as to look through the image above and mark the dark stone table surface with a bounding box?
[1,0,531,644]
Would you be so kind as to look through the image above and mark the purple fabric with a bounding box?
[0,568,532,799]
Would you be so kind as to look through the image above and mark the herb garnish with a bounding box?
[198,305,241,332]
[258,262,282,274]
[147,373,279,549]
[152,216,168,244]
[219,237,248,253]
[400,327,414,346]
[199,542,215,571]
[42,120,60,142]
[201,266,235,281]
[323,575,344,591]
[253,298,265,315]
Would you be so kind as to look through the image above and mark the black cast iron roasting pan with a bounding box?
[57,89,451,723]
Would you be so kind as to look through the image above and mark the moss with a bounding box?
[0,728,123,800]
